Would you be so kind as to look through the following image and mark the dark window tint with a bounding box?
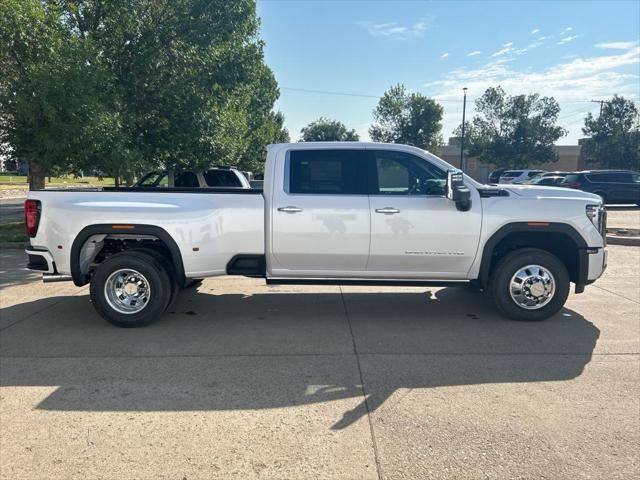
[372,150,446,196]
[204,169,242,187]
[175,171,199,188]
[289,149,366,194]
[586,172,631,183]
[527,171,543,177]
[562,174,581,184]
[503,170,523,177]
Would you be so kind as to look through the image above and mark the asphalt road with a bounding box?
[0,246,638,479]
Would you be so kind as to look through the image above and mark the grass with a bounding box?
[0,220,27,243]
[0,175,115,188]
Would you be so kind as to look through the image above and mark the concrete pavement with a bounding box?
[0,246,638,479]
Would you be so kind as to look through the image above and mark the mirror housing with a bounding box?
[446,169,472,212]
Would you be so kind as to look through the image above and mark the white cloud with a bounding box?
[358,17,433,39]
[558,35,578,45]
[441,53,450,58]
[424,42,640,142]
[596,41,639,50]
[491,42,515,57]
[466,50,482,56]
[561,27,573,34]
[531,28,540,34]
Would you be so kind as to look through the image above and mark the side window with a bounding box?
[289,149,366,194]
[174,171,199,188]
[372,150,446,196]
[204,170,242,187]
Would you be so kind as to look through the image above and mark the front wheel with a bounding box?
[489,248,570,321]
[90,251,172,327]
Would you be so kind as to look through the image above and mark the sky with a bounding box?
[257,0,640,144]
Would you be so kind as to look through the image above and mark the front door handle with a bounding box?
[375,207,400,214]
[277,206,303,213]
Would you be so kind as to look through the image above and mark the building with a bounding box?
[440,138,584,182]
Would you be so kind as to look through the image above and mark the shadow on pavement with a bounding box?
[0,287,600,430]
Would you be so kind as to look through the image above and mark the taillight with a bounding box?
[24,199,41,238]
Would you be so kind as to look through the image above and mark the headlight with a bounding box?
[586,204,607,240]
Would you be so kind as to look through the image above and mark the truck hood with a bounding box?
[504,185,603,203]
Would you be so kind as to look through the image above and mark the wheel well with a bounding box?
[480,229,585,287]
[71,225,185,286]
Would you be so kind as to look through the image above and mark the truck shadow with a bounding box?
[0,286,600,430]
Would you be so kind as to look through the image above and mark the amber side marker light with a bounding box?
[527,222,550,227]
[111,225,135,230]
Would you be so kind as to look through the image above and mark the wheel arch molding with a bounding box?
[70,224,186,287]
[478,222,589,289]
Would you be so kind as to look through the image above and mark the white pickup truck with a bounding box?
[25,142,608,327]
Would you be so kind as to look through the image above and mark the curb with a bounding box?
[606,235,640,246]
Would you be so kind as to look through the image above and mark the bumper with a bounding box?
[587,247,607,281]
[25,249,56,274]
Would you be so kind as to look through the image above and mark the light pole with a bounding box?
[460,87,468,170]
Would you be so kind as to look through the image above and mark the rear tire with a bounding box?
[90,251,171,327]
[489,248,570,322]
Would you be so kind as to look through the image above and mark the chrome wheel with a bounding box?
[509,264,555,310]
[104,268,151,314]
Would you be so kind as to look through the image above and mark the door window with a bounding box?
[372,150,446,196]
[288,149,367,194]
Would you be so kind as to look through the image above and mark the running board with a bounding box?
[265,278,469,287]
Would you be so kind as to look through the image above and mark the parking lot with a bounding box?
[0,245,638,479]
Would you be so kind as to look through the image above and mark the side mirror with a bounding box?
[446,169,472,212]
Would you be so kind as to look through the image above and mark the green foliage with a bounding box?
[464,86,566,169]
[0,0,285,185]
[299,117,359,142]
[369,84,443,152]
[582,95,640,171]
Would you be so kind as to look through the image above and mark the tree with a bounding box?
[464,86,566,169]
[0,0,108,189]
[0,0,285,187]
[369,84,443,152]
[299,117,359,142]
[581,95,639,170]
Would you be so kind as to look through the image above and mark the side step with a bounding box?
[266,278,469,287]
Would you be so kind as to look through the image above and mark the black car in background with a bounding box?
[562,170,640,205]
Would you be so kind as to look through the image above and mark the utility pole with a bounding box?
[460,87,468,171]
[591,99,608,117]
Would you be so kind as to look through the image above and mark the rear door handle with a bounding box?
[277,206,303,213]
[375,207,400,214]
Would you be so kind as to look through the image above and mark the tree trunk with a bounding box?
[28,159,46,190]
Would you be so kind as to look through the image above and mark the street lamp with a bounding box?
[460,87,468,170]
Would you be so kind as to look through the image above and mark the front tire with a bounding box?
[489,248,570,321]
[90,251,172,327]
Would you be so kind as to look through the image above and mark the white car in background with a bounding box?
[136,166,252,189]
[499,169,546,184]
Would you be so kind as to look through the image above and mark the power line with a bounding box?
[281,87,639,106]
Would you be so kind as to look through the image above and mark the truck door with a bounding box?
[269,148,370,276]
[366,149,482,279]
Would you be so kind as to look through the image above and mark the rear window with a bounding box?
[503,171,522,177]
[204,170,242,187]
[586,172,632,183]
[289,149,366,195]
